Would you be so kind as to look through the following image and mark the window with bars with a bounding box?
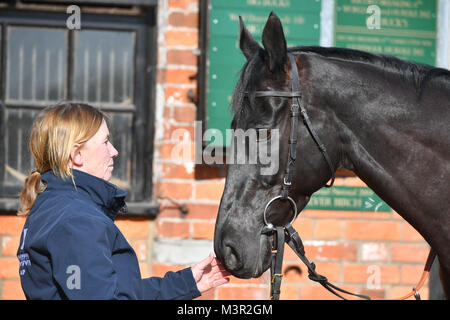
[0,7,158,215]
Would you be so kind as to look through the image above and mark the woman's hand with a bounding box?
[191,253,231,293]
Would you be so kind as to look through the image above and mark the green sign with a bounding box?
[207,0,322,147]
[335,0,437,65]
[306,186,392,212]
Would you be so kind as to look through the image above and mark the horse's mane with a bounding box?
[291,46,450,98]
[231,46,450,116]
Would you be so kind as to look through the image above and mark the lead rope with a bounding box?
[269,225,370,300]
[269,227,285,300]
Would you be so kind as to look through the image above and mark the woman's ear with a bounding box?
[69,143,83,168]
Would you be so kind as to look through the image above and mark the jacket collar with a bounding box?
[41,169,128,221]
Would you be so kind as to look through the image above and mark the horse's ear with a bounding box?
[262,12,287,72]
[239,16,261,61]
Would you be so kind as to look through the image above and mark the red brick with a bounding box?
[156,220,190,238]
[217,285,268,300]
[192,221,215,239]
[0,216,26,235]
[313,219,342,239]
[303,241,357,261]
[164,68,197,85]
[360,288,385,299]
[159,142,195,161]
[279,283,299,300]
[331,177,345,186]
[300,284,358,300]
[114,218,149,239]
[344,221,402,241]
[157,67,167,83]
[344,264,400,284]
[291,217,313,239]
[185,203,219,220]
[169,12,198,29]
[401,265,427,285]
[282,244,298,260]
[158,200,190,218]
[158,202,219,220]
[168,0,198,11]
[161,163,195,179]
[282,261,340,283]
[152,262,188,278]
[360,243,388,262]
[304,209,360,219]
[173,106,196,122]
[2,236,20,256]
[166,30,198,47]
[130,240,147,261]
[165,86,193,105]
[0,257,19,279]
[163,105,172,120]
[360,211,392,219]
[194,181,225,201]
[158,182,193,200]
[167,49,198,66]
[195,287,216,300]
[139,262,150,278]
[343,177,367,187]
[163,124,194,141]
[392,211,404,220]
[2,280,25,300]
[403,223,425,241]
[391,243,430,263]
[312,262,341,282]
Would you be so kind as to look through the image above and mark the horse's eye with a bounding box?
[256,128,272,142]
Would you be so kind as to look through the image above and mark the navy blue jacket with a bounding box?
[17,169,201,300]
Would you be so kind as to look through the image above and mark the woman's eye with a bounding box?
[256,128,271,142]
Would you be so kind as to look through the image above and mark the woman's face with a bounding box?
[76,119,118,181]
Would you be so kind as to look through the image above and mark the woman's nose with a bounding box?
[109,143,119,158]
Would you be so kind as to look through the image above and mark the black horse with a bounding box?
[214,13,450,298]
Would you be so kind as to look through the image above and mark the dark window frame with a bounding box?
[0,7,159,216]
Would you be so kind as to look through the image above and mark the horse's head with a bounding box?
[214,13,339,278]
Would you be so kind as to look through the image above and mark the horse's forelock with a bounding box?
[231,56,263,117]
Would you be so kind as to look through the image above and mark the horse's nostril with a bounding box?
[224,244,242,271]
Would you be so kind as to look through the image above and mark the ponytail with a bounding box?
[18,169,46,216]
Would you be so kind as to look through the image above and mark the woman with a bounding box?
[17,102,230,299]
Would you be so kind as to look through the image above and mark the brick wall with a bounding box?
[0,216,26,299]
[0,0,431,300]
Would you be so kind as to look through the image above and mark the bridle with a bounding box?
[253,52,365,300]
[249,52,435,300]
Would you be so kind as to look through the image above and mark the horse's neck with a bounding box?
[311,57,450,246]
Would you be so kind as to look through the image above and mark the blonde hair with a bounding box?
[18,102,105,216]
